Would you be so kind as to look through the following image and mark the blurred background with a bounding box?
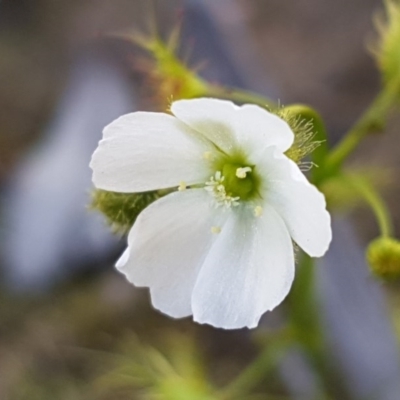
[1,0,400,399]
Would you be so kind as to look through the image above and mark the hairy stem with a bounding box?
[325,83,399,173]
[345,174,393,237]
[205,85,276,109]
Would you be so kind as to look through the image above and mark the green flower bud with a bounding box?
[119,29,208,109]
[372,0,400,88]
[367,237,400,280]
[277,106,323,165]
[90,189,159,233]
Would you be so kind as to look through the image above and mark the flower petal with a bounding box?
[115,247,130,269]
[191,204,295,329]
[235,103,295,159]
[171,98,294,157]
[259,148,332,257]
[117,189,230,318]
[90,112,213,193]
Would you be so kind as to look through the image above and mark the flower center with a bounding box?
[205,162,260,207]
[221,163,256,200]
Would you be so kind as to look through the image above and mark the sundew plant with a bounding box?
[90,2,400,399]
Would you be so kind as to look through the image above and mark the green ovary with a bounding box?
[221,163,260,201]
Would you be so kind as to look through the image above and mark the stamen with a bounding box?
[211,226,221,234]
[203,151,213,160]
[178,181,187,191]
[254,206,263,217]
[205,171,240,209]
[299,161,317,172]
[236,166,252,179]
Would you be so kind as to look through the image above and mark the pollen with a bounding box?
[203,151,213,160]
[178,181,187,191]
[211,226,221,234]
[236,166,252,179]
[254,206,263,217]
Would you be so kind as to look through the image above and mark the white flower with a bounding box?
[90,98,332,329]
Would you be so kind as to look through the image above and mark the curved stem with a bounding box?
[326,83,399,173]
[287,255,350,400]
[344,174,393,237]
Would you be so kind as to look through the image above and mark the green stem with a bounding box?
[287,255,351,400]
[205,85,276,109]
[219,333,291,399]
[326,83,399,173]
[344,174,393,237]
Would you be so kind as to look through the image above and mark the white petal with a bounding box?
[191,204,295,329]
[259,148,332,257]
[171,98,294,157]
[116,247,130,269]
[235,103,295,160]
[90,112,213,193]
[117,189,230,318]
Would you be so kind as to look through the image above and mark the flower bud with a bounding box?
[125,30,207,109]
[90,189,159,233]
[277,106,322,164]
[372,0,400,88]
[367,237,400,280]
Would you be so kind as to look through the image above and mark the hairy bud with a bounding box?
[367,237,400,280]
[372,0,400,88]
[91,190,159,233]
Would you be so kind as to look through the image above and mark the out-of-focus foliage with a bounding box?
[373,0,400,90]
[96,334,217,400]
[320,168,393,211]
[0,275,213,400]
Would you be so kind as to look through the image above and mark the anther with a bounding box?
[178,181,187,191]
[211,226,221,234]
[236,167,252,179]
[254,206,263,217]
[205,171,241,209]
[203,151,213,160]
